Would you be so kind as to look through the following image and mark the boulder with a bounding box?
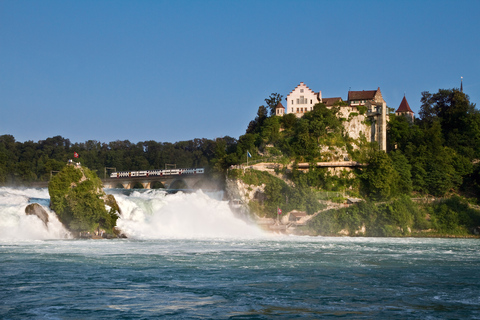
[25,203,49,227]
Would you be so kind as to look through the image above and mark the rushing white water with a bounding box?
[0,187,70,240]
[0,187,265,240]
[112,189,265,239]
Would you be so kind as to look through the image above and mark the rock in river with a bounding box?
[25,203,49,227]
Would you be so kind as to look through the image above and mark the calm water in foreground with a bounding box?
[0,188,479,319]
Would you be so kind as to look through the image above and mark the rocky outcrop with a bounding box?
[48,164,121,237]
[103,194,121,215]
[342,113,370,141]
[225,178,265,204]
[25,203,49,227]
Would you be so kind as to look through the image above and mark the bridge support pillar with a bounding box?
[122,183,132,189]
[141,182,151,189]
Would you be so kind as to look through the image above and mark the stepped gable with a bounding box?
[322,97,343,106]
[286,81,316,97]
[396,95,413,113]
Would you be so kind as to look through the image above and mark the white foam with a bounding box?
[115,190,265,239]
[0,187,265,241]
[0,187,70,240]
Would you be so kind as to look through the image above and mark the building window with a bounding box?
[296,99,299,104]
[297,108,299,112]
[300,89,304,93]
[292,100,294,105]
[310,99,312,104]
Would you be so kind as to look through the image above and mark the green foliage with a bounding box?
[427,196,480,235]
[307,196,428,237]
[48,165,118,232]
[389,150,412,195]
[357,105,368,115]
[0,134,236,184]
[236,169,323,217]
[388,88,479,198]
[359,150,399,200]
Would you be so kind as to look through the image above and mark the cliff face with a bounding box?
[48,164,119,234]
[225,177,265,204]
[342,113,369,141]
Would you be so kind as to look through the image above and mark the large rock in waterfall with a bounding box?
[25,203,49,227]
[48,163,120,237]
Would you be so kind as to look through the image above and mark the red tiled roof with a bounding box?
[322,97,343,106]
[348,90,377,101]
[396,96,414,113]
[276,102,285,109]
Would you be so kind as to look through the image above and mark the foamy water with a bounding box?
[0,187,264,240]
[0,187,70,240]
[113,189,265,239]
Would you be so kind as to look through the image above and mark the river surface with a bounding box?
[0,187,479,319]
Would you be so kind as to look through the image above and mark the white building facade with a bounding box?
[284,82,388,151]
[286,82,321,118]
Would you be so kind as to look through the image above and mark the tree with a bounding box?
[360,150,399,200]
[389,150,412,195]
[419,89,480,159]
[265,93,283,116]
[246,106,269,134]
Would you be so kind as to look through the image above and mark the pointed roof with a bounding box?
[396,96,414,113]
[275,102,285,109]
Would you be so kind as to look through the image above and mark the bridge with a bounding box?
[101,174,206,190]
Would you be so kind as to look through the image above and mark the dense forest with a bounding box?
[1,87,480,235]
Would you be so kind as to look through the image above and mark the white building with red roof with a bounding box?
[284,82,388,151]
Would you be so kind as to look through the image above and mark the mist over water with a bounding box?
[112,189,265,239]
[0,187,264,241]
[0,187,70,240]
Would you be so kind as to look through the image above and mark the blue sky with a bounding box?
[1,0,479,144]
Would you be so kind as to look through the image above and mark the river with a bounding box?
[0,187,479,319]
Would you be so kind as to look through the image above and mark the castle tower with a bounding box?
[395,95,414,122]
[348,87,387,151]
[275,102,285,116]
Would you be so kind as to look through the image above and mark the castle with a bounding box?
[275,82,414,151]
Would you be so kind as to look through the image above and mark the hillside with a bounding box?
[223,89,480,236]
